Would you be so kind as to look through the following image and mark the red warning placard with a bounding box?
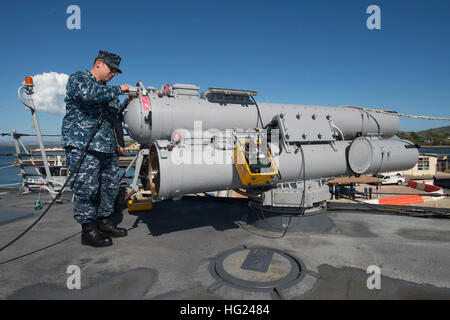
[141,96,150,111]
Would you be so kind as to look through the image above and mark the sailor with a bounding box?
[113,118,127,213]
[62,50,131,247]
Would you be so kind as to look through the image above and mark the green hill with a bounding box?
[398,126,450,146]
[417,126,450,136]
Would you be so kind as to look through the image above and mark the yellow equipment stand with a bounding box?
[233,142,278,186]
[127,198,153,212]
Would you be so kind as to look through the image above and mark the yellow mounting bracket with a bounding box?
[127,196,153,212]
[233,142,278,186]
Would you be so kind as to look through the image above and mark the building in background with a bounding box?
[436,154,449,173]
[404,154,438,177]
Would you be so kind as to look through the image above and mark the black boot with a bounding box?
[81,222,112,247]
[97,218,128,238]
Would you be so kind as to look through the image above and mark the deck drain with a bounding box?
[198,246,319,300]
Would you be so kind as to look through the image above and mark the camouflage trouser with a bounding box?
[65,147,119,224]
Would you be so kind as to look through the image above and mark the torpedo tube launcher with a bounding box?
[123,84,418,213]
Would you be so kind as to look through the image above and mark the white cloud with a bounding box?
[31,72,69,115]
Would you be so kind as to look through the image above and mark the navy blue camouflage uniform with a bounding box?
[62,70,127,224]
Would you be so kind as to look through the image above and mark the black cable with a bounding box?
[250,96,283,182]
[0,232,81,265]
[242,96,308,238]
[249,95,294,236]
[334,192,450,218]
[277,145,307,233]
[0,110,105,253]
[299,146,307,216]
[246,95,291,237]
[249,145,307,238]
[250,96,264,129]
[235,219,290,239]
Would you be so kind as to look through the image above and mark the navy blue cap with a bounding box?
[97,50,122,74]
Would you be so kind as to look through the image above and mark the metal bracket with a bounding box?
[130,148,149,192]
[274,114,292,153]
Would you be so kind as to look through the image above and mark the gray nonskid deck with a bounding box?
[0,189,449,299]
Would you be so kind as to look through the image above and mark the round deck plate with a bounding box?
[197,246,319,300]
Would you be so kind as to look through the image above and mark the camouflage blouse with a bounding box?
[61,70,126,154]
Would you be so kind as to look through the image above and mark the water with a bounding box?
[0,145,135,189]
[1,144,448,189]
[419,147,450,155]
[0,146,21,187]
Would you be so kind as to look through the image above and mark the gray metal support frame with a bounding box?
[130,148,149,192]
[17,83,59,199]
[12,131,31,194]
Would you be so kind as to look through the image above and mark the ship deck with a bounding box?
[0,188,449,300]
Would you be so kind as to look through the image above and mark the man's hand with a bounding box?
[120,84,131,93]
[118,147,125,156]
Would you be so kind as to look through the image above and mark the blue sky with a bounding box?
[0,0,449,143]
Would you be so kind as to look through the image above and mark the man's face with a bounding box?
[95,59,118,83]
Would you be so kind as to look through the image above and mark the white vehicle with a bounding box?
[380,171,404,177]
[376,174,406,185]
